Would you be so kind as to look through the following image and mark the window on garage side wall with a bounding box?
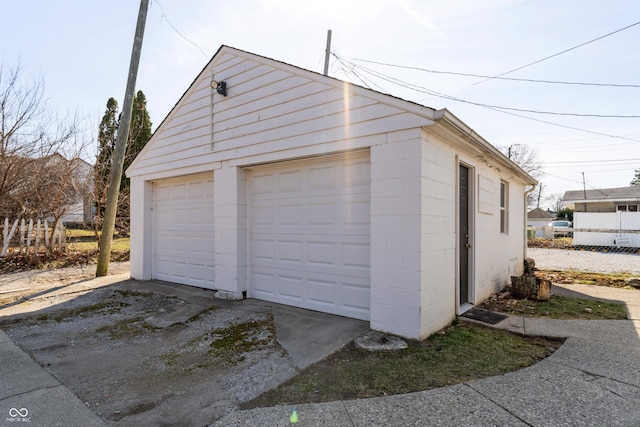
[500,181,509,234]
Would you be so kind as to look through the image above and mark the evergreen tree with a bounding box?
[94,91,152,234]
[94,98,119,230]
[631,168,640,186]
[116,90,152,232]
[126,91,152,171]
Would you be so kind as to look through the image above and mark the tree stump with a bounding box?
[511,276,551,301]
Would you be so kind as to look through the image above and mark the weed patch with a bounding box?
[159,318,277,373]
[52,301,129,322]
[96,317,159,339]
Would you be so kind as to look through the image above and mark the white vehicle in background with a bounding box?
[549,220,573,237]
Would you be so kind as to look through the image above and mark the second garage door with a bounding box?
[249,154,371,320]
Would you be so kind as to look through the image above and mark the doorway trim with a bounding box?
[457,159,475,314]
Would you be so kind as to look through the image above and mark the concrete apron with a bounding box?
[0,277,370,426]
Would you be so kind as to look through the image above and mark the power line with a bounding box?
[352,58,640,88]
[469,20,640,87]
[545,159,640,165]
[333,55,640,143]
[152,0,208,58]
[340,58,640,120]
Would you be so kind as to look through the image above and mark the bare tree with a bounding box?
[501,144,543,179]
[547,193,566,213]
[0,61,91,251]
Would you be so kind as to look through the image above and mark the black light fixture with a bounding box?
[211,80,227,96]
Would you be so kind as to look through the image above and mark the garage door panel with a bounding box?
[251,269,370,320]
[278,240,303,263]
[253,272,275,295]
[307,241,336,266]
[251,235,370,275]
[153,173,215,289]
[250,155,370,320]
[278,275,304,300]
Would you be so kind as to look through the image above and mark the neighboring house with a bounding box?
[59,157,95,225]
[527,208,555,237]
[562,186,640,248]
[126,46,537,339]
[41,155,94,225]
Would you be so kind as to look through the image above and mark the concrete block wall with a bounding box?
[419,133,457,337]
[129,177,153,280]
[370,130,424,339]
[213,164,247,299]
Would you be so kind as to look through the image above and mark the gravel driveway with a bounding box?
[527,248,640,274]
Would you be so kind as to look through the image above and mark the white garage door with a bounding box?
[249,154,371,320]
[153,172,215,289]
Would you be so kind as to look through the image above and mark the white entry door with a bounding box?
[249,154,371,320]
[153,172,215,289]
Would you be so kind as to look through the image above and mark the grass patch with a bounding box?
[538,270,638,289]
[482,295,627,320]
[241,323,561,409]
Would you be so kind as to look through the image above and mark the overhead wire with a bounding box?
[152,0,208,58]
[466,20,640,87]
[351,58,640,88]
[332,55,640,144]
[345,59,640,119]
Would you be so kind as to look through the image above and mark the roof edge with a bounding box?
[433,109,537,185]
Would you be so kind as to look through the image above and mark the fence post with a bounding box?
[26,219,33,254]
[1,218,20,257]
[35,220,41,254]
[19,219,25,254]
[44,220,50,249]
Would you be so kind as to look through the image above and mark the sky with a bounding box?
[2,0,639,210]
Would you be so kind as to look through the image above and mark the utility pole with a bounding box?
[96,0,149,277]
[323,29,332,76]
[536,183,542,208]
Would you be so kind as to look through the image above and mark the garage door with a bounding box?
[249,154,371,320]
[153,172,215,289]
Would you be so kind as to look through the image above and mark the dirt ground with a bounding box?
[0,267,298,426]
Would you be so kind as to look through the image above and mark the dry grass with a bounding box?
[241,323,561,409]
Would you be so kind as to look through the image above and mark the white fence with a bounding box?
[1,218,66,257]
[573,212,640,248]
[528,248,640,274]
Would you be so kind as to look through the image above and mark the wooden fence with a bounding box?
[1,218,66,257]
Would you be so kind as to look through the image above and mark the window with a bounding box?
[617,204,638,212]
[500,181,508,234]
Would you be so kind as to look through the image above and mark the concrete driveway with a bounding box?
[0,264,369,426]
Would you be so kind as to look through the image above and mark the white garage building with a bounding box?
[127,46,536,339]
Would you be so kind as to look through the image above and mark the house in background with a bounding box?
[562,186,640,248]
[59,158,95,225]
[527,207,555,237]
[126,46,536,339]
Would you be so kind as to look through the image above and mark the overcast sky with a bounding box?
[2,0,639,209]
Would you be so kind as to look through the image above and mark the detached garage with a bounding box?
[127,46,536,339]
